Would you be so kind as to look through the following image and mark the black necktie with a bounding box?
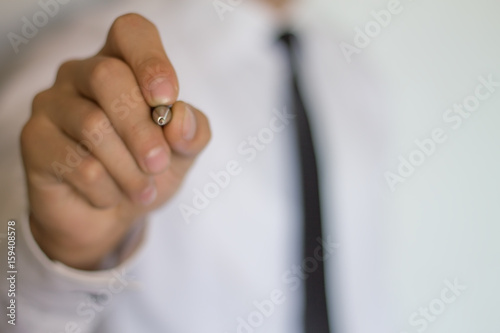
[278,32,332,333]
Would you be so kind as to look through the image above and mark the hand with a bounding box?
[20,14,211,270]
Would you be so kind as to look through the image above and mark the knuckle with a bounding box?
[111,13,154,37]
[55,60,78,83]
[78,156,106,186]
[20,119,37,150]
[81,110,107,133]
[31,90,52,114]
[90,57,127,87]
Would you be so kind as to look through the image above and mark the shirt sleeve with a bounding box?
[0,213,148,333]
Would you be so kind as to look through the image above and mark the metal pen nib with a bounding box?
[152,105,173,126]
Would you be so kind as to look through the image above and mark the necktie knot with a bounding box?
[278,31,297,48]
[278,31,300,76]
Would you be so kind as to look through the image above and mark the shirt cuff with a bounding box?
[4,213,147,332]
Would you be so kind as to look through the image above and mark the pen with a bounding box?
[151,105,173,126]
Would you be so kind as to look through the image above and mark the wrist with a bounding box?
[29,214,132,271]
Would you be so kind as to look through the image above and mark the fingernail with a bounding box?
[182,105,197,141]
[139,184,157,206]
[145,147,169,174]
[148,77,175,105]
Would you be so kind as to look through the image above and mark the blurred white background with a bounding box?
[322,0,500,331]
[1,0,499,332]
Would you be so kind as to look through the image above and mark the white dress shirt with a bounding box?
[0,0,392,332]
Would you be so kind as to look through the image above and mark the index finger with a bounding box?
[99,13,179,106]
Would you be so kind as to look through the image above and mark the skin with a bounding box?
[23,0,290,271]
[262,0,290,10]
[23,14,211,270]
